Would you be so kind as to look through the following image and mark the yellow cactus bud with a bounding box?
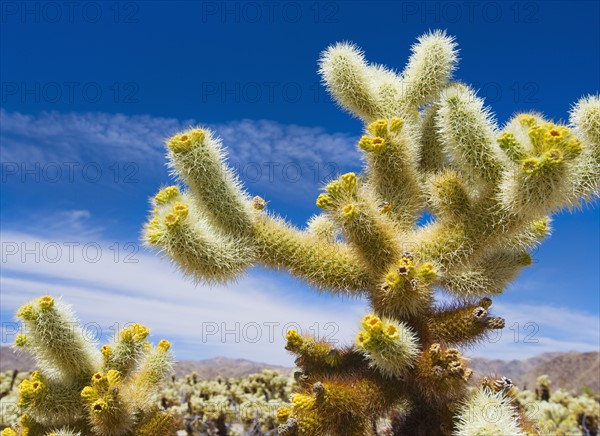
[1,428,17,436]
[16,304,36,321]
[340,172,357,193]
[154,185,180,205]
[168,132,196,153]
[385,271,402,287]
[528,125,546,148]
[497,132,518,150]
[157,339,171,352]
[285,329,303,349]
[190,129,206,144]
[291,393,315,412]
[163,212,181,229]
[384,323,400,340]
[531,218,549,239]
[91,372,105,385]
[15,334,28,347]
[276,406,292,424]
[361,314,375,329]
[371,136,386,153]
[19,378,45,398]
[544,125,569,145]
[341,204,358,220]
[390,117,404,132]
[147,229,163,245]
[397,256,414,275]
[135,325,150,341]
[543,148,564,165]
[355,331,368,347]
[106,369,121,385]
[38,295,54,310]
[91,399,109,414]
[101,345,112,359]
[518,114,537,127]
[325,180,343,197]
[358,135,374,152]
[522,157,542,174]
[367,119,389,137]
[362,314,383,332]
[173,202,189,219]
[81,386,98,402]
[316,193,334,209]
[125,323,150,341]
[417,262,437,282]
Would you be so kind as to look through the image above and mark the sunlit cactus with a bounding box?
[143,30,599,434]
[5,296,174,435]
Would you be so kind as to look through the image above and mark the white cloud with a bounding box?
[0,223,368,366]
[3,221,598,365]
[0,109,360,197]
[469,302,600,360]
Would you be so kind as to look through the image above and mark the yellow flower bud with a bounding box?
[340,172,357,193]
[157,339,171,352]
[390,117,404,132]
[81,386,98,402]
[342,204,358,220]
[173,202,189,219]
[154,185,180,205]
[38,295,54,310]
[15,334,28,347]
[16,304,36,321]
[316,194,334,210]
[286,329,303,349]
[107,370,121,385]
[367,119,389,137]
[168,133,194,153]
[358,135,374,152]
[276,406,292,424]
[371,136,386,153]
[91,399,109,414]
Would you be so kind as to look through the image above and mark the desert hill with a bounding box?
[1,347,597,392]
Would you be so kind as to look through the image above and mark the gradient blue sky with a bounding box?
[1,1,598,365]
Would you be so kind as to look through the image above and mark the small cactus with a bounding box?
[6,296,175,435]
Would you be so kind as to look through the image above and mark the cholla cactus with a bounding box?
[4,296,175,435]
[143,31,599,434]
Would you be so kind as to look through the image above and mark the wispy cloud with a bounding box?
[0,214,368,365]
[0,109,361,197]
[470,302,599,360]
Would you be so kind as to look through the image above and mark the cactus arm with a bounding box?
[569,94,600,203]
[166,128,255,237]
[15,297,98,382]
[316,172,402,272]
[359,119,423,230]
[144,191,254,284]
[418,103,446,173]
[399,30,458,111]
[253,214,372,294]
[440,248,532,298]
[318,42,383,122]
[427,299,505,347]
[437,84,502,185]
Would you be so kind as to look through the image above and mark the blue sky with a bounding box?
[1,1,598,365]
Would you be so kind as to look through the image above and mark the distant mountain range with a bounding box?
[1,347,597,393]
